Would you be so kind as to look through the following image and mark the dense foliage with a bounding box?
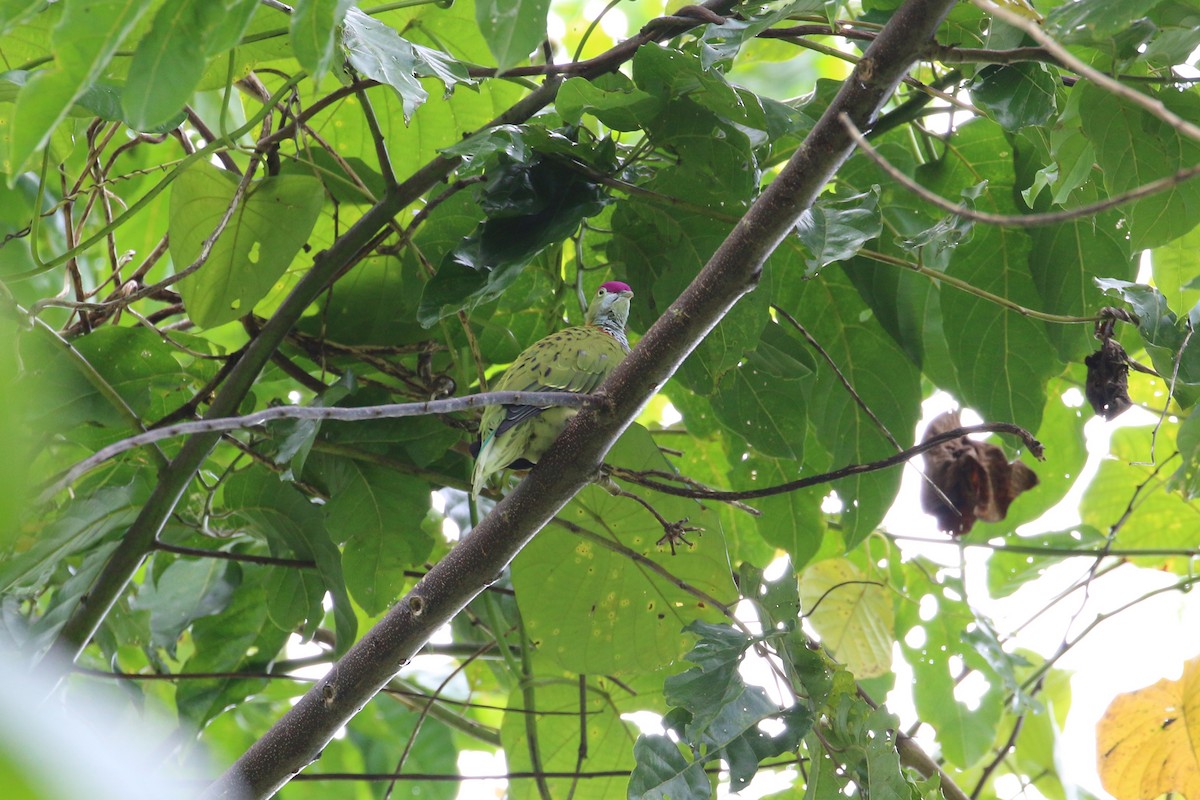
[1,0,1198,798]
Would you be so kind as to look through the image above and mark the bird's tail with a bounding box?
[470,432,496,501]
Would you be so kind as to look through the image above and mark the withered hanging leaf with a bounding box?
[1085,338,1132,420]
[920,411,1039,536]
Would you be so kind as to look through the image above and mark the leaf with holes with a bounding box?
[170,161,323,329]
[510,424,735,676]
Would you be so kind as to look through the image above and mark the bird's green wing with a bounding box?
[482,326,628,440]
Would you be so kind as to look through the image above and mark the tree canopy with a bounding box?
[1,0,1199,798]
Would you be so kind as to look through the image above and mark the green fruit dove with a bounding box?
[471,281,634,500]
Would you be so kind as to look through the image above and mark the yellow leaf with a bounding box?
[1097,655,1200,800]
[798,558,893,679]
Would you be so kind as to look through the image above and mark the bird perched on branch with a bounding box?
[471,281,634,500]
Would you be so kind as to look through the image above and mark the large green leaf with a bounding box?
[510,425,735,676]
[0,484,142,595]
[122,0,239,129]
[899,563,1004,768]
[1079,83,1200,250]
[709,347,809,461]
[223,468,358,652]
[781,267,922,545]
[922,121,1060,429]
[176,564,298,728]
[291,0,355,80]
[135,557,239,654]
[502,678,637,800]
[556,73,663,132]
[9,0,152,175]
[943,225,1058,430]
[315,457,434,616]
[970,63,1058,132]
[1081,425,1200,559]
[1045,0,1162,43]
[475,0,550,71]
[170,162,324,329]
[1028,212,1133,362]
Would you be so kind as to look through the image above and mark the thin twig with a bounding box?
[973,0,1200,142]
[42,391,598,500]
[616,423,1042,503]
[840,113,1200,227]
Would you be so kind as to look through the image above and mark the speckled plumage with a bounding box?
[471,282,633,500]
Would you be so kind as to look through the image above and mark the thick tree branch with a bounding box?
[202,0,958,797]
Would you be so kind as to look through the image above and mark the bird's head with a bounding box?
[585,281,633,330]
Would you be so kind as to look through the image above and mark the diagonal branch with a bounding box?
[201,1,960,797]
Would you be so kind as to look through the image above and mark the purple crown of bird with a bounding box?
[471,281,634,500]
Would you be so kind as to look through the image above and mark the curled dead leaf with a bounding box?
[919,411,1038,536]
[1085,337,1133,420]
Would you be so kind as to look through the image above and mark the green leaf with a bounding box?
[710,352,808,460]
[1096,278,1200,386]
[170,162,324,329]
[291,0,355,80]
[0,484,142,595]
[698,0,827,66]
[556,74,662,132]
[0,0,42,34]
[418,153,608,325]
[1170,406,1200,498]
[122,0,229,129]
[342,7,473,122]
[1080,83,1200,250]
[502,678,636,800]
[476,0,551,72]
[317,459,434,615]
[205,0,260,55]
[9,0,152,174]
[987,526,1107,598]
[18,325,200,430]
[942,224,1058,429]
[782,267,922,544]
[799,558,893,679]
[1081,426,1200,558]
[899,564,1004,768]
[1046,0,1161,43]
[628,735,710,800]
[970,63,1058,131]
[740,454,825,569]
[510,425,734,675]
[224,469,358,653]
[794,188,883,275]
[270,375,354,480]
[1029,213,1133,362]
[176,565,296,728]
[920,121,1060,429]
[136,558,239,654]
